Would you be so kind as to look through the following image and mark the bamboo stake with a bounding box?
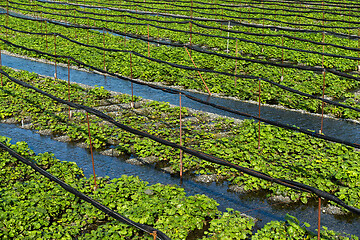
[184,47,211,96]
[103,28,106,71]
[45,20,48,50]
[179,93,183,178]
[358,28,360,71]
[86,112,98,191]
[234,39,238,87]
[318,198,321,240]
[258,78,261,150]
[0,44,3,86]
[87,18,89,45]
[226,21,230,53]
[281,35,284,81]
[124,16,127,47]
[320,32,326,134]
[147,24,150,62]
[68,59,71,119]
[54,35,57,80]
[130,53,134,107]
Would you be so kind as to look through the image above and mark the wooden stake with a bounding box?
[0,44,3,86]
[103,28,106,71]
[320,32,325,134]
[318,198,321,240]
[190,0,193,46]
[179,93,183,178]
[86,112,98,191]
[358,28,360,72]
[45,20,48,50]
[87,18,89,45]
[258,78,261,150]
[281,35,284,81]
[130,53,134,107]
[184,47,211,96]
[226,21,230,52]
[234,38,238,87]
[124,16,127,47]
[187,22,192,46]
[68,59,71,119]
[54,35,57,80]
[147,24,150,62]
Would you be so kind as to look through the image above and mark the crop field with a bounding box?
[0,0,360,239]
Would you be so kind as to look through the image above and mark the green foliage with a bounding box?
[202,208,254,239]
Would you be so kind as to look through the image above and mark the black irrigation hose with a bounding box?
[2,20,360,112]
[2,23,360,115]
[11,12,360,85]
[54,0,360,21]
[1,69,360,216]
[59,0,360,16]
[33,0,360,31]
[20,0,360,35]
[63,0,360,11]
[1,37,360,151]
[116,0,360,27]
[3,8,360,61]
[248,0,360,10]
[30,0,360,31]
[0,141,171,240]
[5,3,360,48]
[7,1,360,47]
[115,0,360,10]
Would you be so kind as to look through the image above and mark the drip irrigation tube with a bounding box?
[45,0,360,16]
[5,4,360,50]
[1,69,360,216]
[2,25,360,115]
[0,140,171,240]
[3,11,360,82]
[11,0,360,34]
[1,37,360,149]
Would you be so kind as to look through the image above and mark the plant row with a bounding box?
[1,11,360,120]
[0,67,359,212]
[11,0,360,71]
[49,0,360,35]
[2,136,359,239]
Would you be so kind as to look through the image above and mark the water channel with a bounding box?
[1,52,360,236]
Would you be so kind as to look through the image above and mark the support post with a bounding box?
[147,24,150,62]
[179,93,183,178]
[226,21,230,53]
[124,16,127,47]
[67,59,71,119]
[45,20,48,50]
[0,44,2,86]
[130,53,134,107]
[320,32,326,134]
[234,38,238,87]
[54,34,57,80]
[103,28,106,71]
[318,197,321,240]
[358,28,360,72]
[184,47,211,96]
[86,112,98,191]
[87,18,89,45]
[190,0,193,46]
[258,78,261,150]
[281,35,284,81]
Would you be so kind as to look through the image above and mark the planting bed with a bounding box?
[1,0,360,119]
[0,66,359,238]
[1,0,360,238]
